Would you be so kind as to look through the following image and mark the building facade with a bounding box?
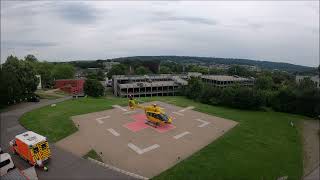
[201,75,255,88]
[54,79,85,94]
[112,74,255,97]
[112,74,188,97]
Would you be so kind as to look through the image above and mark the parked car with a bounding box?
[28,95,40,102]
[0,153,15,176]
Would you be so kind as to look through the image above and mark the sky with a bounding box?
[1,1,319,67]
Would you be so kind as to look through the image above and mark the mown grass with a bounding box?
[20,96,304,179]
[83,149,103,162]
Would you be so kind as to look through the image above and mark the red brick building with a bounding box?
[54,79,85,94]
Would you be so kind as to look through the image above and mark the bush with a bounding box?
[84,79,104,97]
[184,78,265,110]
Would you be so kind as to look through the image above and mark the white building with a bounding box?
[296,75,320,88]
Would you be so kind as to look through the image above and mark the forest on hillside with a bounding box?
[67,56,316,73]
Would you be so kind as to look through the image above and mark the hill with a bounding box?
[112,56,315,73]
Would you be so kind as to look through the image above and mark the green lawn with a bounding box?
[83,149,104,163]
[19,96,304,179]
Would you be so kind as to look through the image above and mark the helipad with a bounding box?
[56,101,238,178]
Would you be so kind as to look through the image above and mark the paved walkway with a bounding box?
[304,167,320,180]
[0,97,134,180]
[302,119,320,180]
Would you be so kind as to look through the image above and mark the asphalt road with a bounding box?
[0,97,134,180]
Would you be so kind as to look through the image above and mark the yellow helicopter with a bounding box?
[128,96,173,127]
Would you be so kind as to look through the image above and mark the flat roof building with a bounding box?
[112,74,255,97]
[201,75,255,88]
[112,74,188,97]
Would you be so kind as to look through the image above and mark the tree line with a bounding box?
[183,73,320,118]
[0,55,75,105]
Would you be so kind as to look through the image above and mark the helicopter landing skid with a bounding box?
[145,120,159,128]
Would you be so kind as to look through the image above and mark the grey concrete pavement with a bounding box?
[57,101,237,178]
[0,97,134,180]
[304,166,320,180]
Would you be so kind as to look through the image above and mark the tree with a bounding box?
[185,77,203,99]
[188,65,209,74]
[0,55,38,105]
[159,66,172,74]
[255,76,273,90]
[297,77,317,90]
[96,70,105,81]
[52,64,75,80]
[107,64,127,78]
[84,79,104,97]
[86,72,98,80]
[135,66,150,75]
[34,61,54,88]
[227,65,252,77]
[24,54,38,62]
[86,70,105,81]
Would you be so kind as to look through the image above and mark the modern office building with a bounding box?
[112,74,255,97]
[201,75,255,88]
[112,74,188,97]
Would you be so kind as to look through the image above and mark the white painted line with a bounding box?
[128,143,160,155]
[96,119,104,124]
[123,111,136,115]
[173,131,191,139]
[96,116,110,121]
[112,105,128,112]
[107,128,120,136]
[195,119,210,127]
[178,106,194,112]
[172,111,184,116]
[87,158,149,180]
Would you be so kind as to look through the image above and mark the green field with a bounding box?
[20,96,304,179]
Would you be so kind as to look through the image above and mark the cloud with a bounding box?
[0,1,318,66]
[153,11,218,25]
[53,2,101,24]
[2,40,59,48]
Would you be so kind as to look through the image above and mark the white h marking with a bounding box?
[128,143,160,155]
[178,106,194,112]
[195,119,210,127]
[123,111,136,115]
[96,116,110,121]
[107,128,120,136]
[112,105,128,112]
[172,112,184,116]
[95,116,110,124]
[173,131,191,139]
[96,119,104,124]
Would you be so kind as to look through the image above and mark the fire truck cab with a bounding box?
[10,131,51,167]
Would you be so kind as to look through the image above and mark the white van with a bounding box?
[0,153,15,176]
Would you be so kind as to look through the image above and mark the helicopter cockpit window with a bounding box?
[158,114,169,122]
